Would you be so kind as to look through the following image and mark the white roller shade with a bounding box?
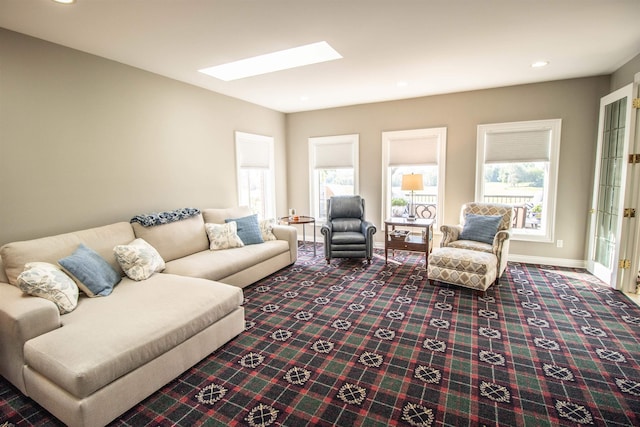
[236,132,273,169]
[388,135,439,166]
[313,141,355,169]
[485,129,551,163]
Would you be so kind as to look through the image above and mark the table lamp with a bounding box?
[401,173,424,220]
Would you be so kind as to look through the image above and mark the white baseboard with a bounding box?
[507,254,586,269]
[365,243,587,269]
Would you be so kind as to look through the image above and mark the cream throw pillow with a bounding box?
[259,218,277,241]
[113,238,165,281]
[205,222,245,250]
[16,262,79,314]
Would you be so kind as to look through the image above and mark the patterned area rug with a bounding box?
[2,247,640,426]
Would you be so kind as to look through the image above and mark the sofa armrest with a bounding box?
[272,225,298,264]
[0,281,61,394]
[440,224,463,247]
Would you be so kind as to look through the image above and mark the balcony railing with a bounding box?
[398,194,540,229]
[483,194,534,204]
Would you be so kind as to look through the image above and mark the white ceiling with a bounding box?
[1,0,639,113]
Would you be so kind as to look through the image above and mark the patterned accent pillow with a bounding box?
[130,207,201,227]
[205,222,245,250]
[113,238,166,281]
[16,262,79,314]
[58,244,121,297]
[225,214,264,245]
[259,219,277,241]
[459,214,502,245]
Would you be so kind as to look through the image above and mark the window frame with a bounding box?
[381,127,447,230]
[235,131,276,219]
[476,119,562,243]
[308,134,359,221]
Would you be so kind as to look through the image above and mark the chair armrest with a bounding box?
[440,224,463,247]
[0,282,61,394]
[361,220,377,237]
[493,230,510,248]
[492,230,511,276]
[320,223,332,258]
[361,221,377,260]
[320,222,332,238]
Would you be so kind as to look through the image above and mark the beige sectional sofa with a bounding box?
[0,206,297,427]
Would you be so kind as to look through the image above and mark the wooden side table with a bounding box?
[278,215,316,256]
[384,218,434,264]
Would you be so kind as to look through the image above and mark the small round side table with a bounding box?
[278,215,316,256]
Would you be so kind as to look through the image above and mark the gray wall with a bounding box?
[611,52,640,91]
[0,29,287,245]
[286,77,611,263]
[2,26,636,266]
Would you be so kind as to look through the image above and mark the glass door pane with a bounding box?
[594,98,626,268]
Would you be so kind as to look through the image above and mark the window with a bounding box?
[308,134,359,220]
[476,119,562,242]
[235,132,275,219]
[382,128,447,228]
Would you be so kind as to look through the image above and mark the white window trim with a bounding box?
[235,131,276,218]
[476,119,562,243]
[308,134,359,220]
[381,127,447,231]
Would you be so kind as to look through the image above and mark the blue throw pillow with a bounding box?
[459,214,502,245]
[59,244,121,297]
[225,214,264,245]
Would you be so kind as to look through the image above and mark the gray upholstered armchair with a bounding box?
[320,195,377,264]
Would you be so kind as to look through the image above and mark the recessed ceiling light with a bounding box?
[396,81,409,88]
[300,96,310,101]
[52,0,75,4]
[199,41,342,81]
[531,61,549,68]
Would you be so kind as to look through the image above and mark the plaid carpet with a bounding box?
[2,247,640,426]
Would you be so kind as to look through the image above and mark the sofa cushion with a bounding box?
[225,214,264,245]
[16,262,79,314]
[164,240,290,282]
[113,238,165,281]
[205,222,245,250]
[202,206,253,224]
[23,274,243,399]
[0,222,134,286]
[131,214,209,262]
[58,244,121,297]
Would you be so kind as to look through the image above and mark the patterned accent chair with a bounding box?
[321,195,377,264]
[428,202,513,291]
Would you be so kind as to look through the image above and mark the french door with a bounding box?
[587,82,638,290]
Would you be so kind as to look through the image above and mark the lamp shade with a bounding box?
[401,174,424,191]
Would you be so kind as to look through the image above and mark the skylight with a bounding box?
[199,41,342,81]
